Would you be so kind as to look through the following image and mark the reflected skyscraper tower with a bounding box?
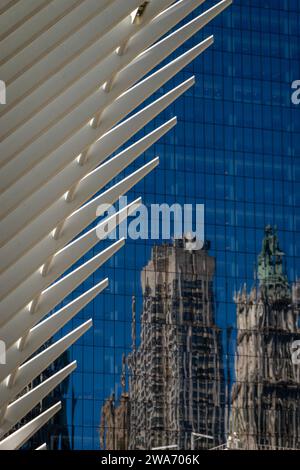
[128,236,225,449]
[100,236,225,450]
[231,227,300,450]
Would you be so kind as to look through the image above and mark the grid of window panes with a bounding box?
[47,0,300,450]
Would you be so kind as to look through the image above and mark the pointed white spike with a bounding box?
[0,78,191,245]
[0,199,141,323]
[0,321,92,410]
[84,78,190,165]
[0,160,153,306]
[0,36,211,218]
[1,0,173,116]
[0,248,114,353]
[0,279,109,380]
[0,119,174,261]
[0,402,62,450]
[0,161,155,302]
[0,362,77,438]
[1,28,211,202]
[35,443,47,450]
[0,165,152,303]
[0,0,232,449]
[0,0,204,149]
[201,0,232,25]
[80,119,175,198]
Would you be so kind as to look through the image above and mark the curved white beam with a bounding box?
[0,320,92,410]
[0,119,174,265]
[1,0,172,117]
[0,161,155,302]
[0,0,177,140]
[0,160,154,304]
[0,279,109,380]
[0,361,77,438]
[0,0,120,85]
[0,0,205,146]
[83,77,191,167]
[0,402,62,450]
[0,77,191,239]
[0,199,141,323]
[0,1,19,15]
[0,0,232,450]
[1,18,211,198]
[0,0,49,40]
[1,0,82,66]
[0,163,153,304]
[0,35,210,215]
[35,443,47,450]
[0,240,121,343]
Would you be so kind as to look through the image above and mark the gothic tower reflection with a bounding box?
[230,226,300,450]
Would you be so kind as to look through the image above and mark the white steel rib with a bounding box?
[0,361,77,438]
[0,403,62,450]
[0,0,231,449]
[0,281,109,382]
[0,118,177,260]
[0,199,142,323]
[0,0,207,143]
[0,0,176,136]
[1,1,107,69]
[0,33,213,199]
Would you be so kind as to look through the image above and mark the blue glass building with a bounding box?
[49,0,300,449]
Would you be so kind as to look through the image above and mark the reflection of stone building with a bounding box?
[100,237,225,450]
[128,236,225,449]
[100,355,130,450]
[99,393,130,450]
[231,226,300,450]
[129,240,224,449]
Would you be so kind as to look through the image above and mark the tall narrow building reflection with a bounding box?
[231,226,300,450]
[100,236,225,449]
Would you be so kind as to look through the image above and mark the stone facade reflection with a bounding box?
[100,354,130,450]
[100,236,225,449]
[230,227,300,450]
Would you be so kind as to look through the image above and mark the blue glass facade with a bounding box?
[50,0,300,449]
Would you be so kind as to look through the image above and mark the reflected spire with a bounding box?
[131,295,136,351]
[257,225,290,298]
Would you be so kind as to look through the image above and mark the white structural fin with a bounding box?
[0,403,62,450]
[35,443,47,450]
[0,0,232,449]
[0,361,77,438]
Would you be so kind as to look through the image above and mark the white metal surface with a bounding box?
[0,361,77,438]
[0,281,108,382]
[0,0,231,449]
[0,403,62,450]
